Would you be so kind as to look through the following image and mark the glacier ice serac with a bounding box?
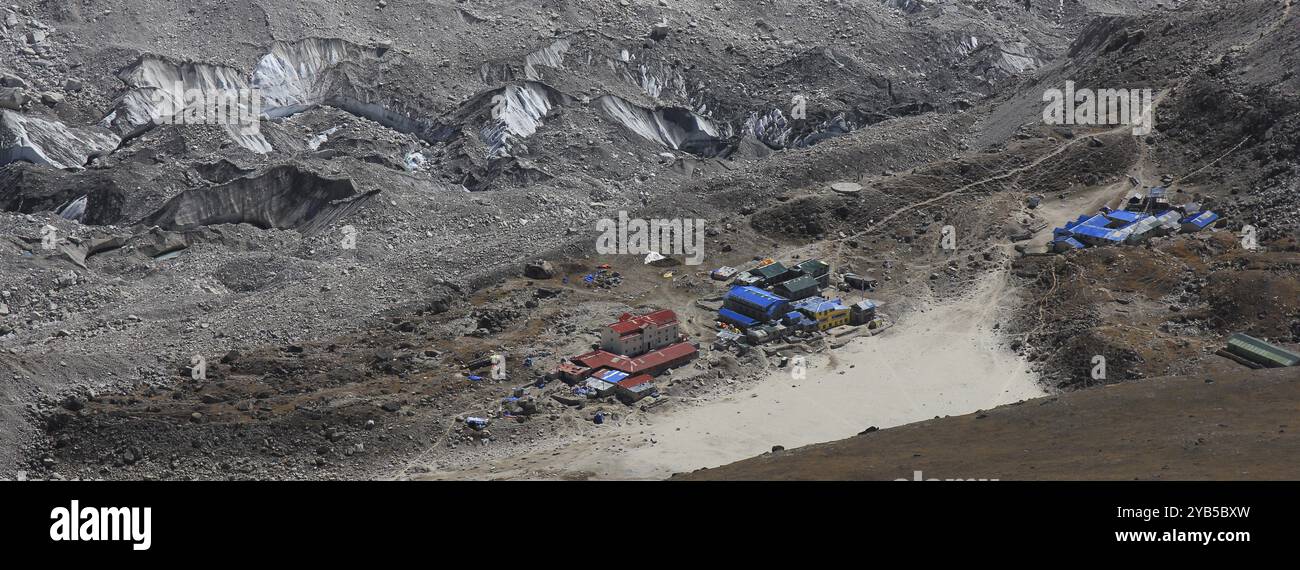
[0,110,119,170]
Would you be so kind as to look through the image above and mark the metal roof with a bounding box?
[616,374,654,389]
[1070,224,1124,242]
[1226,333,1300,368]
[805,298,847,313]
[1080,214,1112,228]
[749,262,789,280]
[573,350,624,370]
[623,342,697,373]
[577,342,698,375]
[726,285,789,310]
[794,259,830,277]
[608,309,678,335]
[852,300,877,311]
[594,369,630,383]
[775,274,821,297]
[718,307,758,327]
[792,296,828,309]
[1104,210,1145,224]
[1181,211,1219,229]
[584,377,616,389]
[1052,236,1086,249]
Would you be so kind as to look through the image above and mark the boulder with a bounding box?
[524,259,555,279]
[0,87,29,110]
[649,21,670,41]
[0,73,28,88]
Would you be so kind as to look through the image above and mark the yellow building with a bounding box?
[804,299,850,331]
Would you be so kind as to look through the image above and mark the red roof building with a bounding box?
[572,341,697,378]
[600,309,681,357]
[573,350,624,371]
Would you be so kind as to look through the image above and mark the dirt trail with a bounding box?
[412,269,1044,480]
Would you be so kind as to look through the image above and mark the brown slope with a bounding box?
[673,366,1300,480]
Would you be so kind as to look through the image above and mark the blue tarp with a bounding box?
[595,369,630,383]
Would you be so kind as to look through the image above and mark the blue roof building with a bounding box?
[718,307,759,330]
[1104,210,1145,224]
[1081,214,1113,228]
[1051,205,1221,252]
[723,285,790,322]
[1180,211,1219,232]
[803,298,846,313]
[791,296,827,311]
[1051,236,1086,251]
[1070,224,1126,245]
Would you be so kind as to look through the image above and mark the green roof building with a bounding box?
[738,262,795,286]
[773,274,821,301]
[1225,333,1300,368]
[794,259,831,287]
